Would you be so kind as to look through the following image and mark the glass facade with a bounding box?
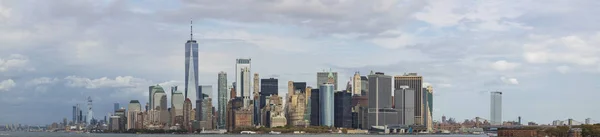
[217,72,227,129]
[334,92,352,128]
[491,91,502,125]
[319,84,334,126]
[185,40,199,108]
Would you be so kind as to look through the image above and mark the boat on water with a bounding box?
[200,129,227,134]
[0,133,9,136]
[293,131,306,134]
[269,131,281,134]
[240,131,257,134]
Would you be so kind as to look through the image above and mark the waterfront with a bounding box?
[0,132,487,137]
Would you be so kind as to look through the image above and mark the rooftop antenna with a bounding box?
[190,18,193,40]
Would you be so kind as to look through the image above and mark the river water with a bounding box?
[0,132,487,137]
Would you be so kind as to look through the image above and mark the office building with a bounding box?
[334,92,352,128]
[424,86,433,131]
[310,89,320,126]
[235,58,251,105]
[114,108,127,131]
[260,78,278,109]
[185,22,199,108]
[198,85,212,121]
[317,71,338,90]
[319,83,334,127]
[127,100,141,130]
[394,73,423,125]
[72,106,77,123]
[287,92,307,127]
[253,73,260,126]
[151,85,167,110]
[352,72,362,96]
[113,103,119,114]
[360,76,368,96]
[150,85,165,110]
[183,98,192,130]
[395,86,415,125]
[200,96,213,129]
[367,72,394,128]
[491,91,502,125]
[217,72,227,129]
[234,108,253,129]
[293,82,307,93]
[171,88,184,116]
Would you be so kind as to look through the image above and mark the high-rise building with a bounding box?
[198,85,212,122]
[217,72,227,129]
[317,71,338,90]
[352,72,362,96]
[148,85,155,111]
[171,87,184,119]
[72,106,77,123]
[310,89,320,126]
[87,96,93,125]
[235,58,251,105]
[159,94,168,124]
[423,86,433,131]
[395,86,415,125]
[183,98,192,130]
[113,103,119,114]
[152,86,166,110]
[253,73,260,126]
[368,72,395,127]
[334,92,352,128]
[201,97,214,129]
[491,91,502,125]
[185,21,199,108]
[394,73,423,125]
[260,78,278,109]
[360,76,368,96]
[127,100,141,130]
[319,83,334,127]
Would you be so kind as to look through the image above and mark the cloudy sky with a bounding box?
[1,0,599,125]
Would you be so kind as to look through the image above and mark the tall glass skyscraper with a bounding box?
[235,59,251,107]
[491,91,502,125]
[217,72,227,129]
[319,83,334,127]
[185,21,199,107]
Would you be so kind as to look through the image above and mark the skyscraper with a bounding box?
[317,71,338,90]
[149,85,165,109]
[240,66,251,108]
[72,106,76,123]
[352,72,362,96]
[395,86,414,125]
[319,83,334,127]
[360,76,368,96]
[171,88,184,117]
[185,20,199,108]
[253,73,260,126]
[87,96,93,125]
[217,72,227,129]
[310,88,320,126]
[334,92,352,128]
[113,103,119,114]
[183,98,192,130]
[423,86,433,131]
[368,72,393,127]
[394,73,423,125]
[198,85,212,122]
[260,78,278,109]
[235,58,251,104]
[152,86,166,110]
[127,100,141,130]
[491,91,502,125]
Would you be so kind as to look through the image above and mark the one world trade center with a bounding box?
[185,20,199,106]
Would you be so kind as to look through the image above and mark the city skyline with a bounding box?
[1,0,600,126]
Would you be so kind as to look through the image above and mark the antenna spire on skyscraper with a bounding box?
[190,18,193,40]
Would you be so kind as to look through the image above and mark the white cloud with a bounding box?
[0,54,32,72]
[556,66,570,74]
[0,79,16,91]
[523,35,600,66]
[64,76,150,89]
[490,60,519,71]
[26,77,59,86]
[370,30,418,49]
[500,76,519,85]
[0,2,11,22]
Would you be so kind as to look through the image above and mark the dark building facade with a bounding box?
[334,92,353,128]
[260,78,278,108]
[367,72,394,128]
[310,89,320,126]
[293,82,307,93]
